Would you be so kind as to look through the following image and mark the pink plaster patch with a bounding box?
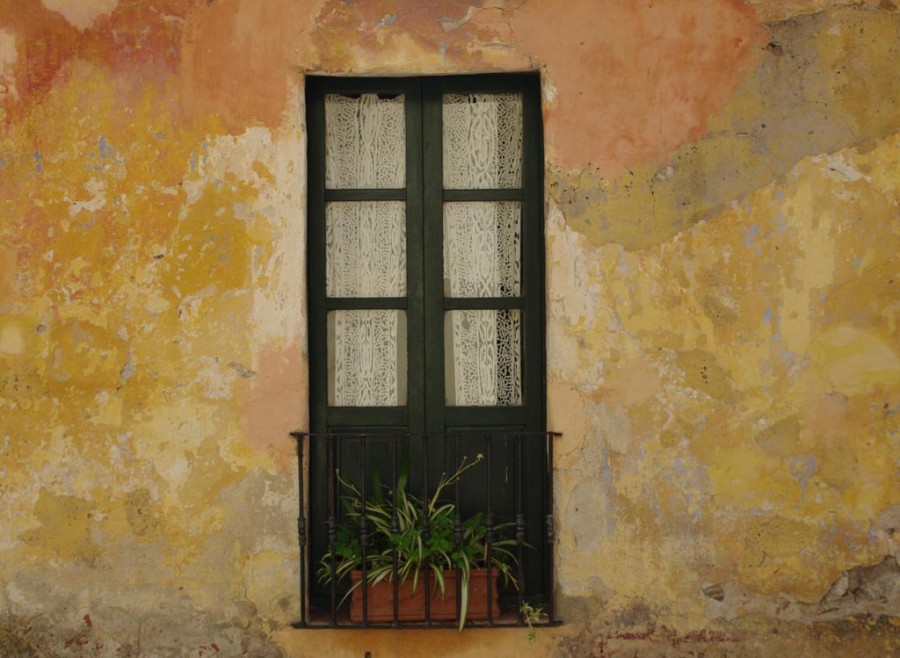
[41,0,119,31]
[242,343,307,469]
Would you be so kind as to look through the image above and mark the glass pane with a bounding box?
[325,93,405,189]
[443,93,522,189]
[444,201,520,297]
[444,310,521,406]
[328,310,407,406]
[327,201,406,297]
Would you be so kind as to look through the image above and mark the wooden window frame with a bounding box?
[304,73,548,611]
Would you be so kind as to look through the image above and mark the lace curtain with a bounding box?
[325,93,404,189]
[443,94,523,406]
[325,94,406,406]
[443,93,522,189]
[324,91,523,408]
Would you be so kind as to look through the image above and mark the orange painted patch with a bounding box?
[180,0,321,131]
[0,0,192,124]
[308,0,503,72]
[0,0,77,121]
[511,0,766,175]
[80,0,192,76]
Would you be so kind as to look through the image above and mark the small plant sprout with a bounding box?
[519,601,543,643]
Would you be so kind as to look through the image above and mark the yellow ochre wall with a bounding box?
[1,1,898,656]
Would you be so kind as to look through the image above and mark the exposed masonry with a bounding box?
[819,505,900,618]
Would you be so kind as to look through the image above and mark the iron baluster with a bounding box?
[453,433,462,621]
[290,432,308,627]
[546,431,555,623]
[422,433,431,626]
[485,433,494,626]
[327,433,337,627]
[359,435,369,627]
[515,432,525,625]
[390,433,399,628]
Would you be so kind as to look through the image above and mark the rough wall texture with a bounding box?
[0,1,897,656]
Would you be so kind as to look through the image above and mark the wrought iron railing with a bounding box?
[290,431,560,629]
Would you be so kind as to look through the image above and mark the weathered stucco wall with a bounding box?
[1,1,898,656]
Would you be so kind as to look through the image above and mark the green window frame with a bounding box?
[305,73,547,606]
[307,73,544,434]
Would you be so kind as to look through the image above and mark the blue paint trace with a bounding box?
[743,224,759,246]
[771,212,787,233]
[742,224,762,254]
[789,455,817,500]
[99,136,113,159]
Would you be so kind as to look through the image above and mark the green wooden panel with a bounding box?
[307,73,549,604]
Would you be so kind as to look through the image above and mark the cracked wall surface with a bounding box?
[1,1,898,656]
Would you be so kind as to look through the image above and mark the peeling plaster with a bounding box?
[1,1,899,656]
[558,9,900,250]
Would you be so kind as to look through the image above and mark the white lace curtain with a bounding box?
[443,93,522,406]
[325,94,406,406]
[442,201,521,406]
[324,92,523,407]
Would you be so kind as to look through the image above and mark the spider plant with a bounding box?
[318,453,519,630]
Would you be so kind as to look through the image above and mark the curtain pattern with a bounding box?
[326,201,405,298]
[323,91,524,408]
[325,93,404,189]
[329,310,405,406]
[325,94,406,406]
[442,93,522,189]
[442,94,523,406]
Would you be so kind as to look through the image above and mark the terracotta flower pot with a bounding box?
[349,568,501,623]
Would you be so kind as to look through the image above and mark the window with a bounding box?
[302,74,553,626]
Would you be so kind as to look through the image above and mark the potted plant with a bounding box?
[318,454,519,630]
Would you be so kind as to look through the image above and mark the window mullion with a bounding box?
[405,80,426,434]
[422,79,446,434]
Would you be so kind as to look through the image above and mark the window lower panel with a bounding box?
[292,430,559,628]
